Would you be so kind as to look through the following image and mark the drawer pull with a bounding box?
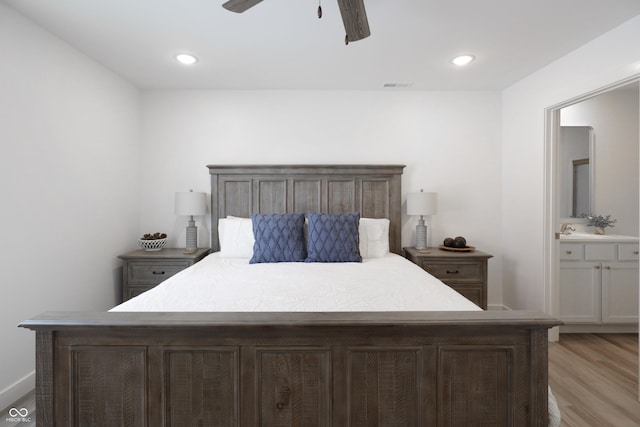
[565,250,572,254]
[595,266,600,270]
[152,271,166,275]
[634,251,639,255]
[605,266,611,270]
[446,270,460,274]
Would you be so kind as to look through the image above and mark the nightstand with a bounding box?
[118,248,209,302]
[403,246,493,309]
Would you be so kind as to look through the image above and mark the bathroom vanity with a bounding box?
[559,233,639,332]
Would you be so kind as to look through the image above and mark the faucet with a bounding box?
[560,223,576,234]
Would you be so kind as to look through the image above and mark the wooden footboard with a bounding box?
[20,310,559,426]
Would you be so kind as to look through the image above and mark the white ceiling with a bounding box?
[4,0,640,90]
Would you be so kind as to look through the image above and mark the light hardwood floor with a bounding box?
[2,333,637,426]
[549,333,640,427]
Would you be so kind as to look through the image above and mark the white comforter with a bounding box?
[112,252,481,312]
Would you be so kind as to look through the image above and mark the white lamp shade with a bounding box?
[175,191,207,216]
[407,191,438,216]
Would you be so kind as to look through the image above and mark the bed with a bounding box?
[20,164,560,426]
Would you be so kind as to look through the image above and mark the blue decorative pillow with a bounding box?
[250,213,307,263]
[306,212,362,263]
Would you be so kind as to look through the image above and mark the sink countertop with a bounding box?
[559,232,639,242]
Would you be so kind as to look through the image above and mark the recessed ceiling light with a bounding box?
[452,55,475,66]
[175,53,198,65]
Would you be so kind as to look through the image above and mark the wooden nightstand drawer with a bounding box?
[127,261,190,285]
[450,285,484,306]
[403,247,492,310]
[118,248,210,302]
[420,261,483,283]
[126,285,156,300]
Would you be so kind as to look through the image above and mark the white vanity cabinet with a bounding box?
[559,241,639,328]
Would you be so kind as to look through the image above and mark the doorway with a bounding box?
[545,75,640,341]
[545,76,640,342]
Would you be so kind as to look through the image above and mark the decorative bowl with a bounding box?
[139,238,166,251]
[438,245,476,252]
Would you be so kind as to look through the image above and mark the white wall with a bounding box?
[502,15,640,310]
[561,87,639,236]
[140,89,504,303]
[0,4,141,409]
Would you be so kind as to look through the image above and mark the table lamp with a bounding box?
[407,190,438,251]
[175,190,207,253]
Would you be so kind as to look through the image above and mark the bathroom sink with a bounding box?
[560,232,608,239]
[559,232,639,242]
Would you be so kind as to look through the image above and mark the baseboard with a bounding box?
[0,371,35,413]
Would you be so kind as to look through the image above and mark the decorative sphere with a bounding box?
[453,236,467,248]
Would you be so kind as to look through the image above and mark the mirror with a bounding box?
[572,158,589,217]
[558,126,594,218]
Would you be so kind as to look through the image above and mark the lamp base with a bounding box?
[185,216,198,254]
[415,217,427,251]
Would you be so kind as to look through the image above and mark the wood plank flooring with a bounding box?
[549,333,640,427]
[1,333,637,426]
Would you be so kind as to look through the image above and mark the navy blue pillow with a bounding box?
[250,213,307,263]
[306,212,362,263]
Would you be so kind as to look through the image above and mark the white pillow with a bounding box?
[218,217,254,257]
[359,218,390,258]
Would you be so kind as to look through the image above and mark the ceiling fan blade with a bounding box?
[222,0,264,13]
[337,0,370,42]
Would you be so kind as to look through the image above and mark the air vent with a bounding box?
[383,83,413,88]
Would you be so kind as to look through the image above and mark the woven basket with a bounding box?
[138,238,166,251]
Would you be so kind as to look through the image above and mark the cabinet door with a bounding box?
[559,262,601,323]
[601,262,639,324]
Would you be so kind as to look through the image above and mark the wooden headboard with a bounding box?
[207,165,405,254]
